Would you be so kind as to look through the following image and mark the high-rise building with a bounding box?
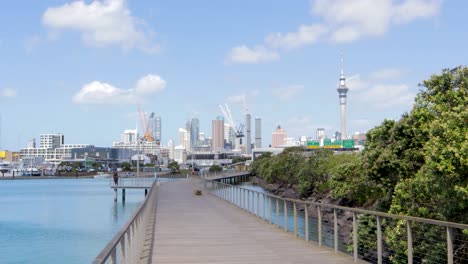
[178,128,190,150]
[337,52,349,139]
[245,114,252,154]
[121,129,138,143]
[212,117,224,152]
[40,134,64,149]
[155,115,161,145]
[272,125,287,147]
[255,117,262,148]
[168,139,174,160]
[316,128,326,140]
[190,118,199,150]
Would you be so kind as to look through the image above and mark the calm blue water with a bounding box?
[0,178,146,264]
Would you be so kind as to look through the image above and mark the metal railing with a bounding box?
[94,180,158,264]
[110,177,154,187]
[204,180,468,264]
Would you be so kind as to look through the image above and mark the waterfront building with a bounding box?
[337,52,349,139]
[212,117,224,152]
[255,117,262,148]
[271,125,287,148]
[40,133,64,149]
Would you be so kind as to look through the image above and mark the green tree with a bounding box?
[120,162,132,171]
[209,164,222,172]
[168,161,179,173]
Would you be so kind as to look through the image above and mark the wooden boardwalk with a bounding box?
[151,179,356,264]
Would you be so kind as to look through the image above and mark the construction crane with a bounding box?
[137,105,154,142]
[219,103,244,138]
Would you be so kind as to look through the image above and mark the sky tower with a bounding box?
[337,52,349,140]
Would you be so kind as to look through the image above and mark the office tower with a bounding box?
[190,118,199,149]
[271,125,287,147]
[337,52,349,139]
[316,128,326,140]
[185,120,192,151]
[155,116,161,145]
[255,117,262,148]
[168,139,174,160]
[245,114,252,154]
[178,128,189,150]
[121,129,138,143]
[212,116,224,152]
[40,134,64,149]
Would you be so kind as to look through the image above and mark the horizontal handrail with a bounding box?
[204,178,468,263]
[94,179,158,264]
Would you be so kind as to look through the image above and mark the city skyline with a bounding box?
[1,0,466,150]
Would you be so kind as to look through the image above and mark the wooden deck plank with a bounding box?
[152,179,356,264]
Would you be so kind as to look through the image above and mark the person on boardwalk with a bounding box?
[113,172,118,186]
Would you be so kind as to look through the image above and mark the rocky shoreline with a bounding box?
[250,176,357,245]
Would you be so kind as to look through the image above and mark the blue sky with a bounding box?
[0,0,466,150]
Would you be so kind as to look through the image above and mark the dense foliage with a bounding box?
[250,67,468,262]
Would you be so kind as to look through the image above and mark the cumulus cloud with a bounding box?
[0,88,17,98]
[265,24,327,50]
[134,74,166,95]
[286,116,333,138]
[369,68,405,80]
[227,0,442,63]
[272,85,304,101]
[225,45,279,64]
[227,90,259,104]
[42,0,159,53]
[356,84,415,109]
[347,68,414,109]
[73,74,166,104]
[313,0,441,43]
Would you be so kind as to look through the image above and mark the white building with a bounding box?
[173,145,187,164]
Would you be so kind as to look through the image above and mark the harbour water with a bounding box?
[0,178,145,264]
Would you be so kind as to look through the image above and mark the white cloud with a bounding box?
[272,85,304,100]
[134,74,166,95]
[265,24,327,50]
[347,74,369,91]
[42,0,159,53]
[356,84,415,108]
[313,0,442,43]
[227,90,259,104]
[73,74,166,104]
[226,0,442,62]
[226,45,279,64]
[286,116,333,138]
[0,88,17,98]
[369,68,405,80]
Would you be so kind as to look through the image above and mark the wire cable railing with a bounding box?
[203,179,468,264]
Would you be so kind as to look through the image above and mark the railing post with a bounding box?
[305,205,309,242]
[318,206,322,246]
[257,192,260,217]
[251,190,254,215]
[110,248,116,264]
[353,212,358,262]
[284,200,288,232]
[293,202,297,237]
[334,209,338,253]
[269,196,272,224]
[407,220,413,264]
[377,216,382,264]
[276,198,279,227]
[447,227,453,264]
